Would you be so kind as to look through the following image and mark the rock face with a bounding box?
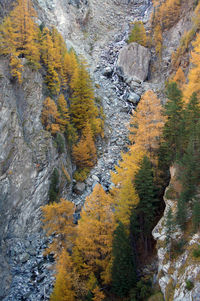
[153,166,200,301]
[117,42,151,82]
[0,59,72,300]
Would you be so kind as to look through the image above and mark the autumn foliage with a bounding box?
[42,198,76,255]
[0,0,40,82]
[183,33,200,101]
[129,90,164,161]
[41,97,61,134]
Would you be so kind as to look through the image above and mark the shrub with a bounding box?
[147,292,164,301]
[192,245,200,258]
[128,21,147,47]
[74,168,90,182]
[49,168,59,202]
[54,133,65,154]
[185,280,194,291]
[171,239,186,258]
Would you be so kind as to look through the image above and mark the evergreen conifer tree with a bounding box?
[111,221,137,297]
[162,82,185,162]
[134,156,158,254]
[165,207,173,246]
[176,194,187,230]
[192,198,200,232]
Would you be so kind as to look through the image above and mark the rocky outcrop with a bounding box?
[153,166,200,301]
[0,59,72,299]
[117,42,151,82]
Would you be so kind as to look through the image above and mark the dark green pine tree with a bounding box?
[176,194,187,230]
[165,207,173,246]
[179,137,198,201]
[134,156,159,254]
[192,198,200,232]
[184,92,200,148]
[111,221,137,298]
[49,168,59,202]
[176,121,200,230]
[162,82,185,162]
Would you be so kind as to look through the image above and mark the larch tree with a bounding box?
[129,90,164,162]
[51,27,66,76]
[42,198,76,255]
[57,94,70,133]
[72,122,97,170]
[183,33,200,101]
[50,249,75,301]
[111,145,145,228]
[41,97,61,135]
[73,184,115,285]
[63,50,79,88]
[172,66,186,89]
[92,286,105,301]
[0,0,40,81]
[70,61,99,134]
[40,27,60,94]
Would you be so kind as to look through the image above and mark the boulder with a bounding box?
[103,66,113,77]
[117,42,151,82]
[92,175,100,182]
[128,92,141,104]
[74,182,86,194]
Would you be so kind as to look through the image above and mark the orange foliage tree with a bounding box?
[72,123,97,178]
[57,94,70,132]
[70,61,100,135]
[40,27,60,95]
[0,0,40,81]
[183,33,200,101]
[172,66,186,88]
[129,90,164,161]
[41,198,76,255]
[73,184,115,285]
[111,145,145,228]
[41,97,62,135]
[50,249,75,301]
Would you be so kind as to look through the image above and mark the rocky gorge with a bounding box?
[0,0,200,300]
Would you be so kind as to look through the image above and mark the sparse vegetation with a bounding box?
[185,279,194,291]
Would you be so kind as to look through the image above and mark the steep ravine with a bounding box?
[0,1,153,300]
[1,0,199,300]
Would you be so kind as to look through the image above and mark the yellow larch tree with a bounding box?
[50,249,75,301]
[129,90,164,161]
[63,50,79,87]
[73,184,115,285]
[72,122,97,170]
[111,145,145,228]
[70,61,100,134]
[41,97,61,135]
[154,23,163,58]
[0,0,40,81]
[183,33,200,101]
[92,286,105,301]
[57,94,70,132]
[51,27,67,78]
[172,66,186,89]
[40,27,60,94]
[110,90,163,228]
[41,198,76,255]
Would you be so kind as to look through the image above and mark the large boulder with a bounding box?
[117,42,151,82]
